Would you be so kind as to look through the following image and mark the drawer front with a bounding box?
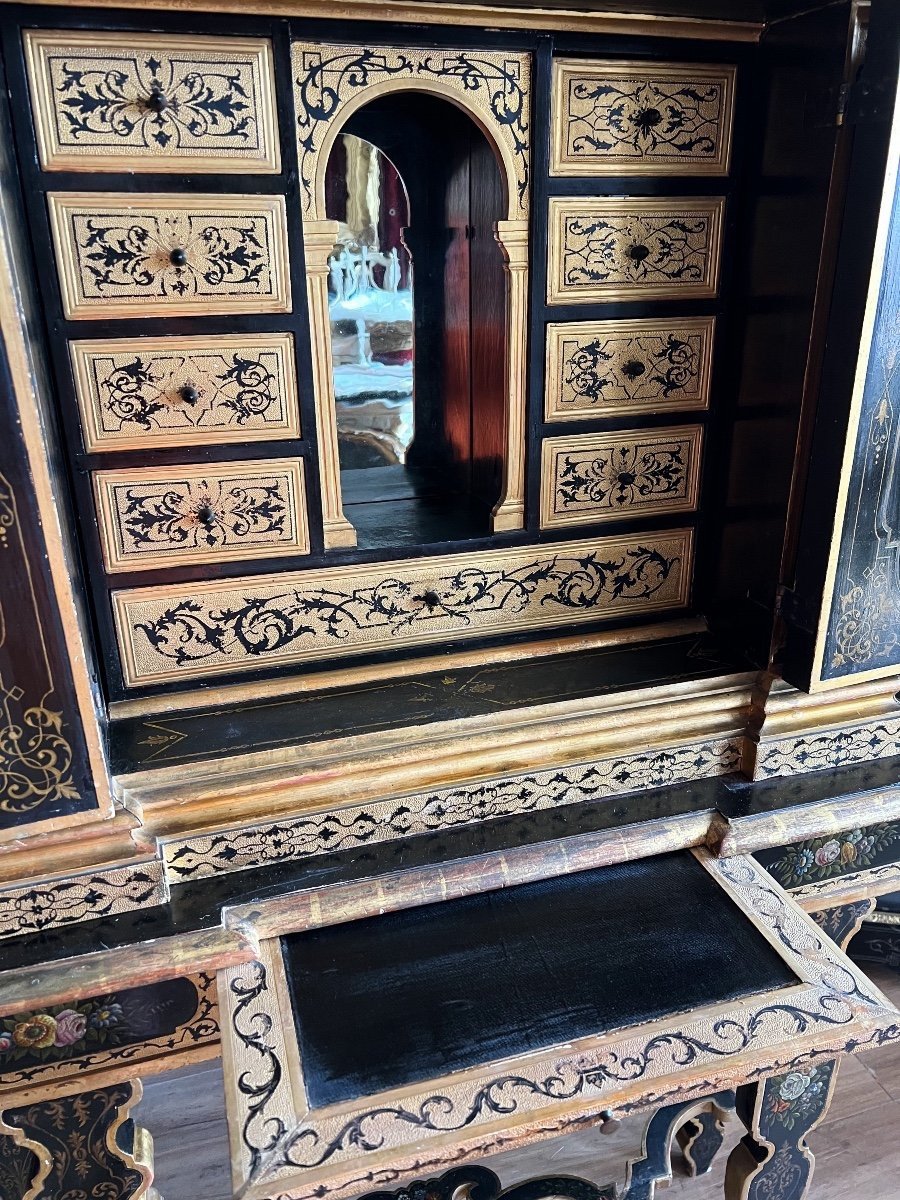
[24,31,280,173]
[547,197,724,304]
[540,426,703,529]
[94,459,309,572]
[545,317,714,422]
[551,60,735,177]
[48,193,291,319]
[112,530,694,685]
[70,334,301,451]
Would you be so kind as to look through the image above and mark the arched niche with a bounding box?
[292,41,531,548]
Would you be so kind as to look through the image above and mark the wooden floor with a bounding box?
[140,964,900,1200]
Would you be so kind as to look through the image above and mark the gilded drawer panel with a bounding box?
[545,317,714,422]
[48,194,291,319]
[547,197,724,303]
[112,530,694,686]
[551,60,735,177]
[540,426,703,529]
[94,459,309,573]
[70,334,301,452]
[24,31,280,173]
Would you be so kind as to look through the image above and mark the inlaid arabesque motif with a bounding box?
[292,42,530,216]
[95,461,308,570]
[549,199,723,302]
[552,61,735,174]
[543,427,701,528]
[113,533,691,685]
[546,318,713,420]
[0,474,78,818]
[25,32,279,170]
[72,336,300,450]
[49,195,290,317]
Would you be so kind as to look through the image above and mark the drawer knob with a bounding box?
[179,384,200,405]
[169,247,188,268]
[196,504,216,528]
[146,86,170,114]
[598,1110,620,1135]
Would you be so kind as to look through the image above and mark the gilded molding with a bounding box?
[291,41,530,220]
[112,530,693,686]
[550,60,735,177]
[48,193,291,319]
[93,459,309,572]
[70,334,301,453]
[746,676,900,780]
[162,736,741,883]
[221,853,899,1200]
[23,31,280,173]
[544,317,714,422]
[547,196,724,304]
[0,859,168,942]
[540,425,702,530]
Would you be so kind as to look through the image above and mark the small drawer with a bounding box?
[547,197,724,304]
[94,459,309,573]
[545,317,714,422]
[48,193,291,319]
[70,334,301,452]
[551,59,735,177]
[24,31,280,173]
[540,426,703,529]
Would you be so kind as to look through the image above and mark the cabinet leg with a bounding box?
[725,1060,838,1200]
[676,1108,728,1177]
[0,1080,154,1200]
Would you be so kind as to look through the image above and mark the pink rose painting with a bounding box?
[53,1009,87,1047]
[814,840,841,867]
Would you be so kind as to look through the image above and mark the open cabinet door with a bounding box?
[782,0,900,691]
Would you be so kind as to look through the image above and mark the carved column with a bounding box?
[0,1080,154,1200]
[302,219,358,550]
[725,1060,839,1200]
[492,218,529,533]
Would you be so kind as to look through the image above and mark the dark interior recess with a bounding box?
[282,851,798,1109]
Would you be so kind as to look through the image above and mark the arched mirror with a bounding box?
[324,93,508,549]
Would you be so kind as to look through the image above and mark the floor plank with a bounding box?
[138,966,900,1200]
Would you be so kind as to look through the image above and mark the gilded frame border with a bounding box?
[219,850,899,1200]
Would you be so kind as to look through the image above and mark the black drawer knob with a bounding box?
[147,87,169,114]
[196,505,216,528]
[169,247,188,268]
[179,385,199,405]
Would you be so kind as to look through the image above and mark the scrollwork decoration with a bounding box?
[292,43,530,217]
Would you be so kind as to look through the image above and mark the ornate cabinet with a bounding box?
[0,1,899,1197]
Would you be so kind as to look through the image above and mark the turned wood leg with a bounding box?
[0,1080,154,1200]
[725,1060,839,1200]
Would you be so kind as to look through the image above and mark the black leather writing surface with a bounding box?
[281,852,798,1109]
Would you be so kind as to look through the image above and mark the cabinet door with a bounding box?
[781,0,900,692]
